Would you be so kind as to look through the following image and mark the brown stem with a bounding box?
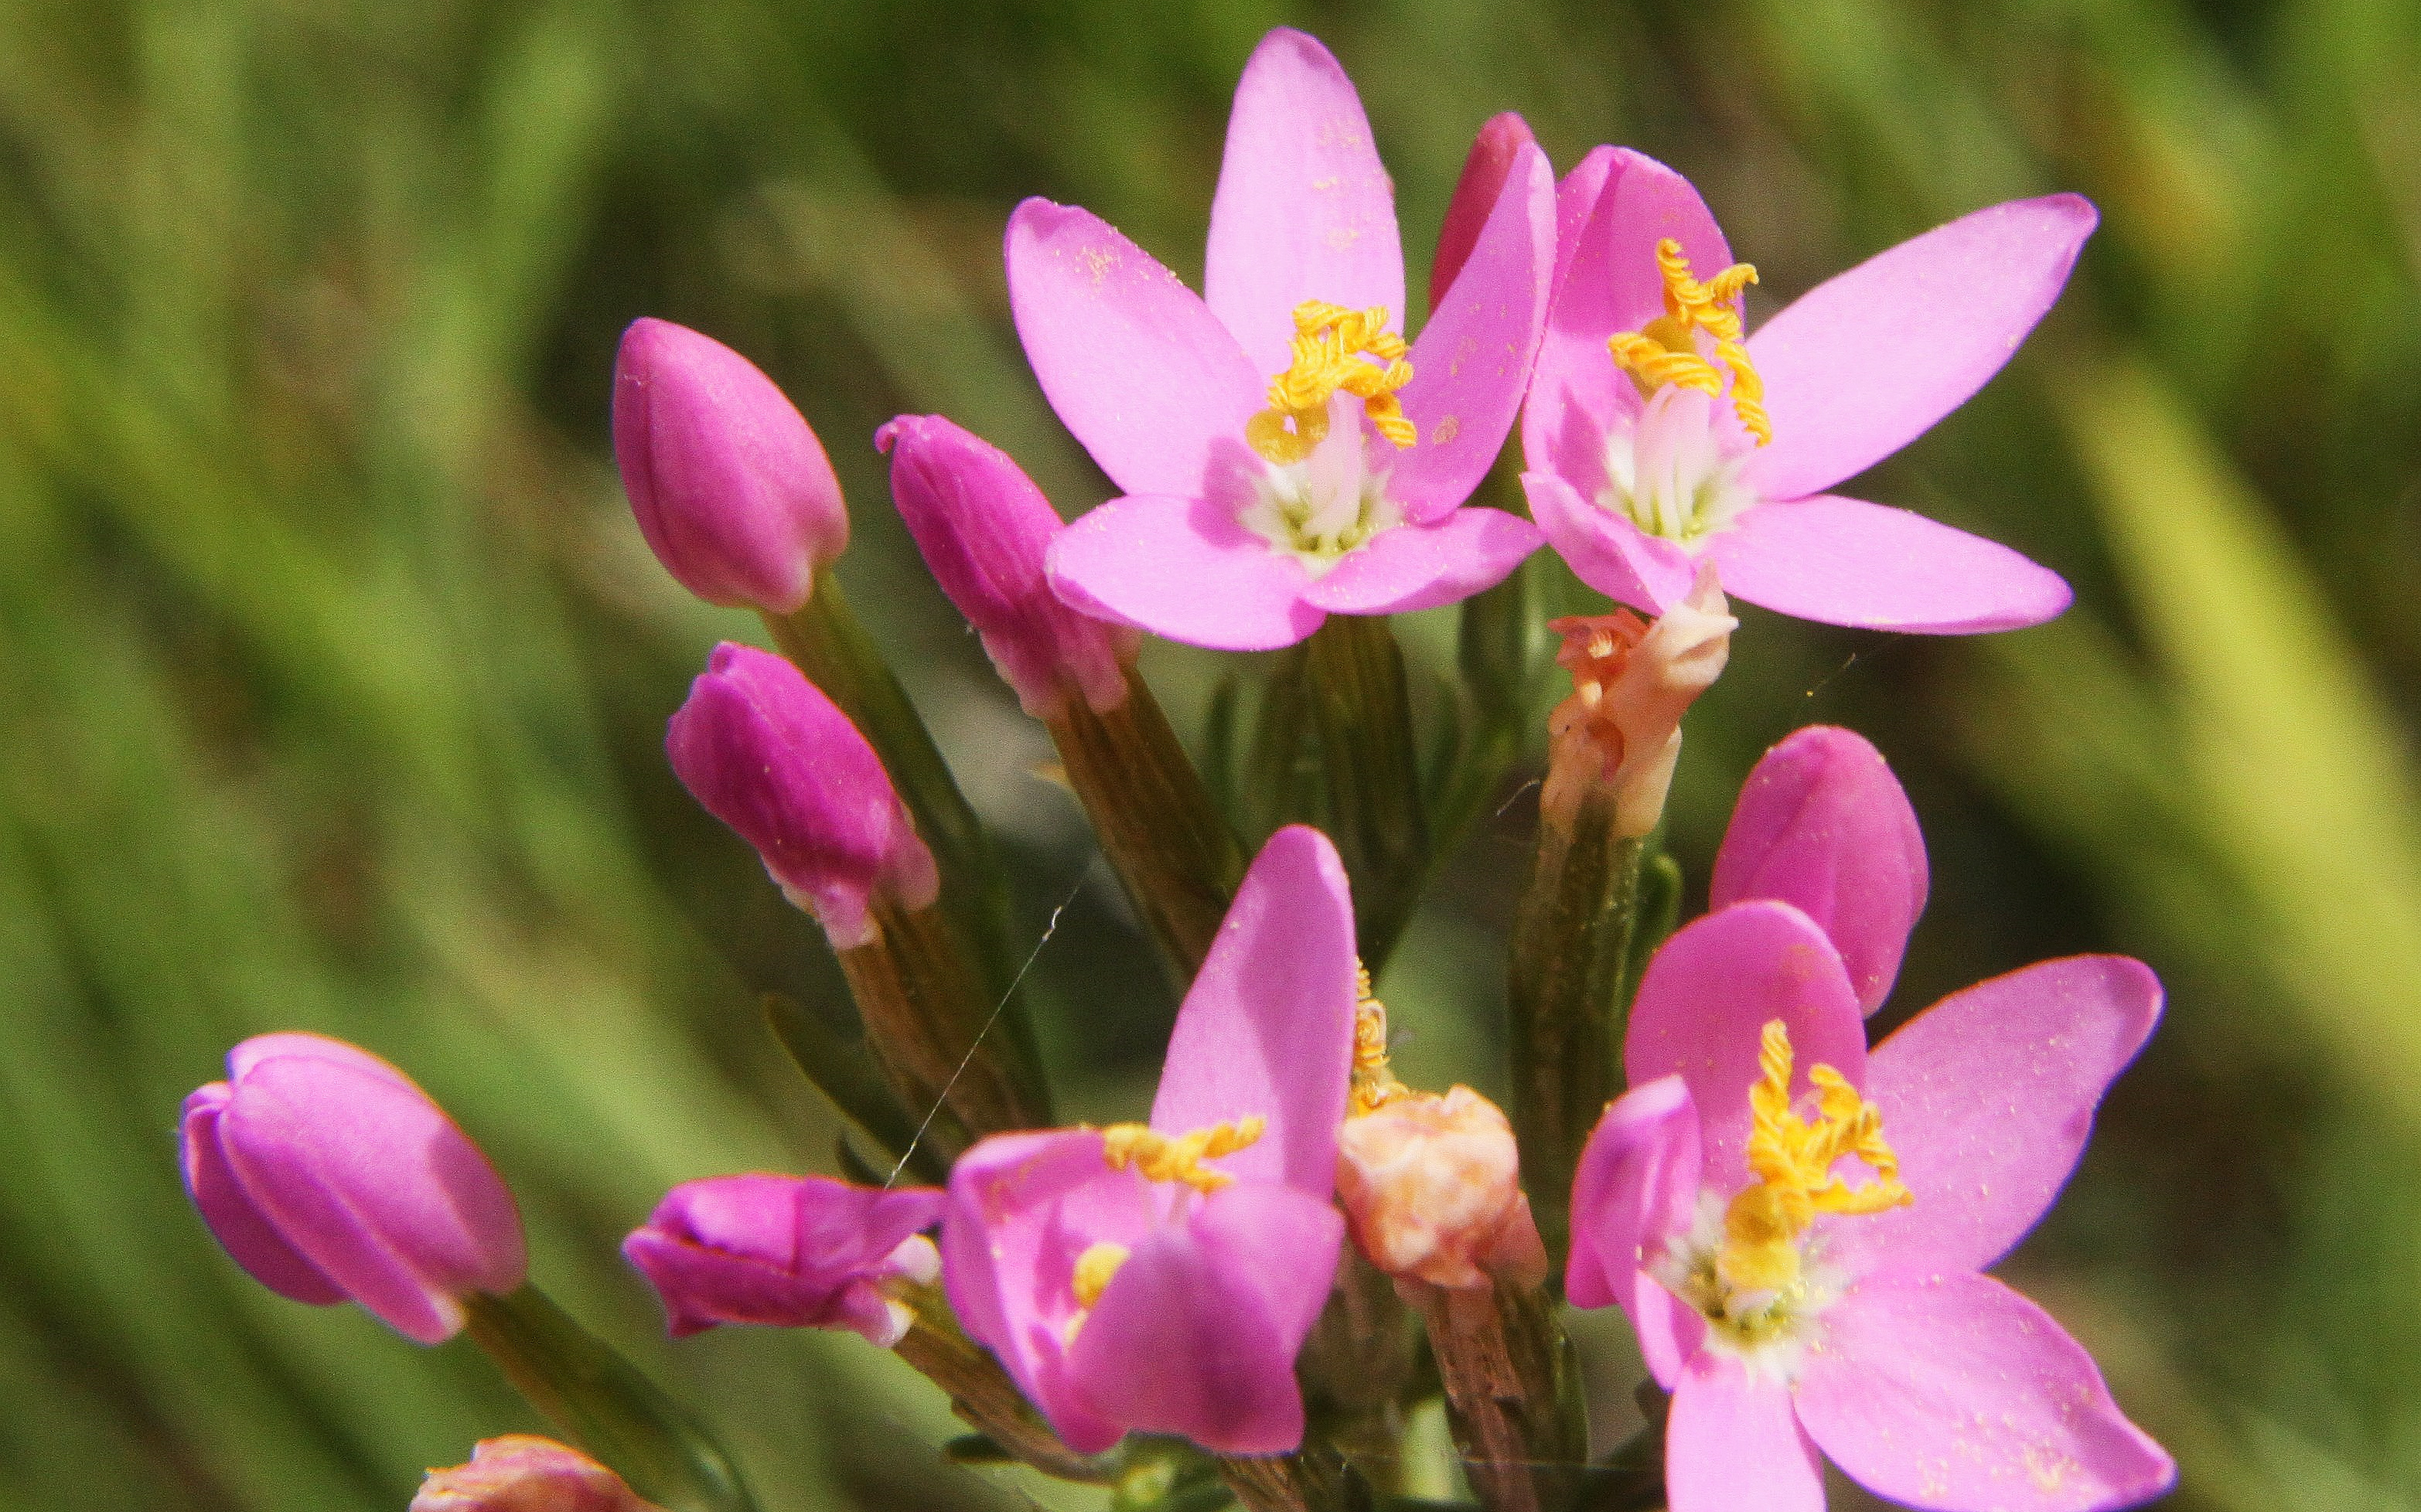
[1405,1279,1583,1512]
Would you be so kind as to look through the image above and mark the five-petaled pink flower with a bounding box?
[1567,727,2174,1511]
[1525,148,2091,633]
[939,826,1358,1454]
[1018,29,1554,651]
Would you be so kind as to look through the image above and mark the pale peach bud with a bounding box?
[1336,1086,1547,1291]
[1540,564,1734,839]
[411,1436,664,1512]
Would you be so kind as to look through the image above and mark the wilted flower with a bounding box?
[411,1435,663,1512]
[180,1034,526,1344]
[1540,564,1735,839]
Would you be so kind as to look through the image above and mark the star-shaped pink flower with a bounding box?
[1015,29,1553,651]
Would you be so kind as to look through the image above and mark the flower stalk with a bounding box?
[459,1286,757,1512]
[1403,1279,1583,1512]
[1303,614,1430,970]
[888,1288,1118,1485]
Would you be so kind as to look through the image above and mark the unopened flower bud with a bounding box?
[875,415,1135,718]
[1431,112,1540,314]
[612,318,847,614]
[623,1174,944,1347]
[411,1435,663,1512]
[1540,564,1734,839]
[1337,1085,1546,1292]
[179,1034,526,1345]
[665,642,938,948]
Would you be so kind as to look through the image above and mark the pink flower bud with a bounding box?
[1336,1086,1546,1292]
[1430,112,1540,314]
[1540,564,1736,839]
[623,1174,944,1347]
[612,318,847,614]
[876,415,1136,718]
[411,1435,663,1512]
[179,1033,527,1344]
[665,642,938,947]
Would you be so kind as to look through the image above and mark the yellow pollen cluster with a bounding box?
[1716,1020,1910,1294]
[1099,1116,1267,1194]
[1607,239,1771,445]
[1246,301,1417,465]
[1349,964,1409,1116]
[1070,1241,1130,1309]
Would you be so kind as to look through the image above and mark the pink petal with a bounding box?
[1711,726,1928,1014]
[220,1057,527,1343]
[1045,492,1324,652]
[1203,29,1403,378]
[1151,826,1358,1198]
[1298,509,1540,616]
[1591,152,1735,341]
[1795,1271,2177,1512]
[1567,1075,1705,1388]
[180,1086,348,1306]
[1835,956,2162,1278]
[1006,199,1263,500]
[1550,146,1621,300]
[228,1031,416,1090]
[940,1129,1148,1456]
[1666,1352,1825,1512]
[1430,112,1537,315]
[1067,1182,1342,1454]
[1745,195,2098,502]
[1392,143,1554,521]
[1710,494,2072,633]
[1521,470,1695,614]
[1624,901,1867,1188]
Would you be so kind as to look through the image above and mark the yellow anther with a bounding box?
[1608,240,1772,445]
[1715,1020,1909,1293]
[1247,301,1417,464]
[1071,1241,1130,1309]
[1100,1116,1267,1194]
[1349,962,1408,1115]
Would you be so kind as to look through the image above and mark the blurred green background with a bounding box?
[3,0,2418,1507]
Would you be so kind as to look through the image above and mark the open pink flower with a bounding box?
[1018,29,1553,651]
[940,826,1358,1454]
[1524,149,2091,632]
[1566,738,2174,1511]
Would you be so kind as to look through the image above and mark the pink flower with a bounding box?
[1430,113,1540,315]
[612,318,847,615]
[1016,29,1554,651]
[665,642,937,948]
[1566,742,2174,1511]
[623,1174,943,1347]
[180,1034,527,1345]
[940,826,1359,1454]
[875,414,1136,718]
[1524,150,2091,632]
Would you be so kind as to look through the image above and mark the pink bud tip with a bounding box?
[612,318,847,614]
[623,1174,945,1346]
[875,415,1135,718]
[412,1435,663,1512]
[1431,113,1540,315]
[663,642,937,945]
[179,1033,527,1344]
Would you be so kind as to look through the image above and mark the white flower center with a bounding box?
[1236,393,1404,577]
[1598,386,1758,550]
[1649,1191,1845,1384]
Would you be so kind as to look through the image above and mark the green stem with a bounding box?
[460,1286,756,1512]
[1304,615,1431,972]
[1505,794,1646,1279]
[1045,664,1243,979]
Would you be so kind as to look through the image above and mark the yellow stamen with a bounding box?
[1715,1020,1910,1293]
[1070,1241,1130,1309]
[1607,239,1771,445]
[1349,963,1408,1115]
[1246,301,1417,464]
[1099,1116,1267,1194]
